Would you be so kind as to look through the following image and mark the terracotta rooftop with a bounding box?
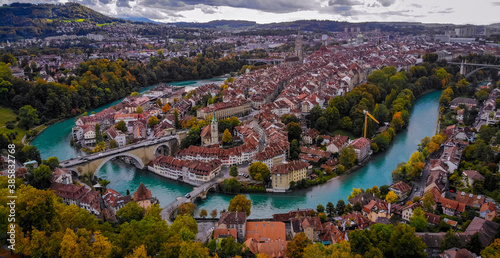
[133,182,152,202]
[245,221,286,242]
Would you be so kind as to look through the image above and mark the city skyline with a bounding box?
[0,0,499,26]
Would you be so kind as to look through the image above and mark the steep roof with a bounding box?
[133,182,152,202]
[245,221,286,242]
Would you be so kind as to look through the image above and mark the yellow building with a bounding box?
[271,160,310,192]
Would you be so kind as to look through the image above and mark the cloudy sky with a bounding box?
[2,0,500,25]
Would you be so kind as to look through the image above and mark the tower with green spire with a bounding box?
[210,110,218,145]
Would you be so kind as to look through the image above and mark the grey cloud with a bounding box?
[116,0,131,8]
[328,0,363,6]
[198,4,219,14]
[410,3,422,8]
[138,0,320,13]
[492,2,500,6]
[377,0,395,7]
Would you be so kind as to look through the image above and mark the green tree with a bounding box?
[31,164,52,189]
[339,146,357,169]
[116,120,127,132]
[136,106,143,114]
[95,123,103,142]
[326,202,335,217]
[44,156,59,170]
[290,139,300,160]
[222,178,242,193]
[410,207,427,232]
[248,162,270,181]
[317,204,325,213]
[389,224,428,257]
[222,128,232,143]
[336,199,346,216]
[229,165,238,177]
[423,191,436,212]
[286,232,312,258]
[228,195,252,216]
[19,105,39,129]
[117,202,145,224]
[174,108,181,129]
[286,122,302,142]
[110,139,118,148]
[466,232,482,255]
[440,230,462,252]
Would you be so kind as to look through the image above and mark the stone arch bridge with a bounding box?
[60,136,178,176]
[449,61,500,79]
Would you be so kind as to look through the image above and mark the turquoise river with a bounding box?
[33,80,441,219]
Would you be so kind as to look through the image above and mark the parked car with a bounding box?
[185,193,191,198]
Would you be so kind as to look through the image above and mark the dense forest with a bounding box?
[0,3,127,40]
[0,54,244,123]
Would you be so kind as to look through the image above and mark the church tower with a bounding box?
[295,29,304,62]
[210,113,218,145]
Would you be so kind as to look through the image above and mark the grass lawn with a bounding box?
[0,106,17,126]
[331,129,356,139]
[0,106,26,144]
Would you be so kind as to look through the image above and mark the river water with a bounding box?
[33,81,441,219]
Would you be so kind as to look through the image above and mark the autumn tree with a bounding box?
[482,238,500,258]
[125,245,150,258]
[248,161,270,181]
[423,191,436,212]
[287,232,312,258]
[136,106,143,114]
[199,209,208,218]
[148,116,159,127]
[228,194,252,216]
[92,231,112,258]
[162,103,171,113]
[210,209,218,218]
[385,191,399,203]
[391,112,404,132]
[130,92,140,97]
[178,203,196,217]
[222,128,232,143]
[59,229,80,258]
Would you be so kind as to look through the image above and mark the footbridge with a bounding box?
[449,61,500,79]
[60,135,178,175]
[161,179,222,220]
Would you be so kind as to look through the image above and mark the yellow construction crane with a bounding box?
[364,110,379,138]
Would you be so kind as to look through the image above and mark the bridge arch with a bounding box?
[154,144,171,157]
[465,66,500,79]
[94,153,145,176]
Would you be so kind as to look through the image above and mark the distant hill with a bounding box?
[169,19,428,34]
[0,2,127,41]
[121,16,162,24]
[172,20,257,29]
